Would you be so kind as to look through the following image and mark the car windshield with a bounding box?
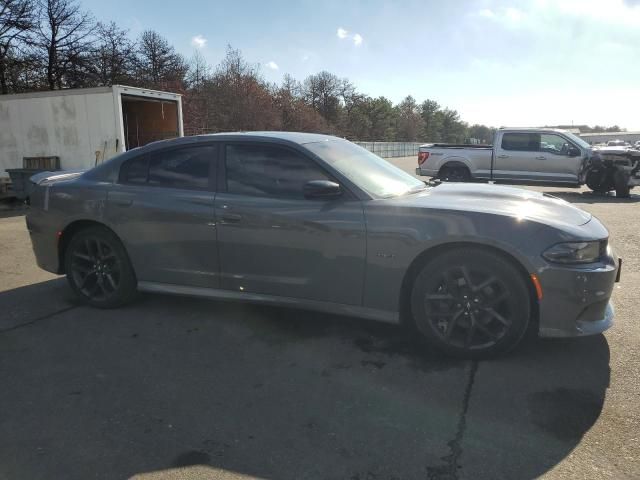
[564,132,591,149]
[306,140,427,198]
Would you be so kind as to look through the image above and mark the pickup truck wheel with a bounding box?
[438,166,470,182]
[613,170,631,198]
[64,226,137,308]
[410,248,530,358]
[585,169,612,193]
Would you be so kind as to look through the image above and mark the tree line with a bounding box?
[0,0,624,143]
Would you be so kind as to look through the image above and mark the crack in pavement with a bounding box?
[426,360,479,480]
[0,305,78,334]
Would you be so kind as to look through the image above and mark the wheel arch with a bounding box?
[438,158,472,174]
[398,241,539,332]
[58,219,123,274]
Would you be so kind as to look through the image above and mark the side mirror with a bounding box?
[303,180,342,199]
[568,147,581,157]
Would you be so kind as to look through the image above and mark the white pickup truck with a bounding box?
[415,127,640,196]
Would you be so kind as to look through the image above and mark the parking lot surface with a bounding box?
[1,157,638,479]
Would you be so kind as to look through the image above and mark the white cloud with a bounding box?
[478,8,495,18]
[191,35,207,49]
[265,61,279,70]
[337,27,363,46]
[504,7,523,23]
[302,54,309,62]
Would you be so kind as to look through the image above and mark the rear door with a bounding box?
[493,132,544,181]
[214,142,366,305]
[107,143,219,288]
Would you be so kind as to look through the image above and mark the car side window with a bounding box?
[225,144,331,199]
[119,155,148,184]
[119,145,215,189]
[501,133,540,152]
[148,146,214,190]
[540,134,571,156]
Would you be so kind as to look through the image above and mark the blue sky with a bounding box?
[83,0,640,129]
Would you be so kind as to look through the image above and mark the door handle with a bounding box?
[535,156,546,160]
[112,199,132,207]
[221,213,242,223]
[497,154,509,159]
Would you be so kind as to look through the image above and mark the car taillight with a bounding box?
[418,151,430,165]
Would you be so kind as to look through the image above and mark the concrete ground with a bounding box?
[0,157,638,480]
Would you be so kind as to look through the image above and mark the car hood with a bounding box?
[393,183,592,227]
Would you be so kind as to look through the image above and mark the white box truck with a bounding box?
[0,85,184,196]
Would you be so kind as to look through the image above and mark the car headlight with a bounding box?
[542,241,603,264]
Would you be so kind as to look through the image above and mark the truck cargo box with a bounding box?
[0,85,184,176]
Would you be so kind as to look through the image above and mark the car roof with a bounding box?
[143,131,340,150]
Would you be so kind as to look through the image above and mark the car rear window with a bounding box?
[148,146,213,190]
[119,145,216,190]
[119,156,148,184]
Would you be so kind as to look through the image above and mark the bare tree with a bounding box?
[0,0,36,93]
[35,0,95,90]
[303,70,340,123]
[135,30,187,89]
[185,49,210,91]
[89,21,135,86]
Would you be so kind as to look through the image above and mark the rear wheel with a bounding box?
[64,226,137,308]
[410,248,531,358]
[438,165,471,182]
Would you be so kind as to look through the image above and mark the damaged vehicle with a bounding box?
[26,133,621,358]
[585,145,640,198]
[416,127,640,197]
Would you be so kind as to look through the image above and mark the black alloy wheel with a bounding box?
[65,226,137,307]
[411,248,530,358]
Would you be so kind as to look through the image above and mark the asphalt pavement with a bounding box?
[0,158,638,479]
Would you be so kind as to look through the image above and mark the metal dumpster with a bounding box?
[5,169,47,200]
[5,156,61,200]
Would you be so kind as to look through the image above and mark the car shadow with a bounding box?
[543,190,640,204]
[0,281,610,480]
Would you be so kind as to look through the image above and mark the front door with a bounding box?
[107,144,219,288]
[538,133,583,183]
[214,143,366,306]
[494,132,582,183]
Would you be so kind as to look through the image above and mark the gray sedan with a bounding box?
[26,132,620,357]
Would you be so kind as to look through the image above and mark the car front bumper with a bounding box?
[537,251,619,338]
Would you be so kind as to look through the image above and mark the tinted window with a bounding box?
[225,144,330,199]
[120,156,148,184]
[501,133,540,152]
[148,146,214,189]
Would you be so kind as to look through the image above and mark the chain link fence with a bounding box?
[354,142,423,158]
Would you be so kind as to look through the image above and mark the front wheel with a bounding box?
[613,170,631,198]
[410,248,531,358]
[585,168,612,193]
[64,226,137,308]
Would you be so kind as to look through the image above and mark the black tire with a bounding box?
[613,170,631,198]
[585,169,612,193]
[410,248,531,358]
[64,226,137,308]
[438,165,471,182]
